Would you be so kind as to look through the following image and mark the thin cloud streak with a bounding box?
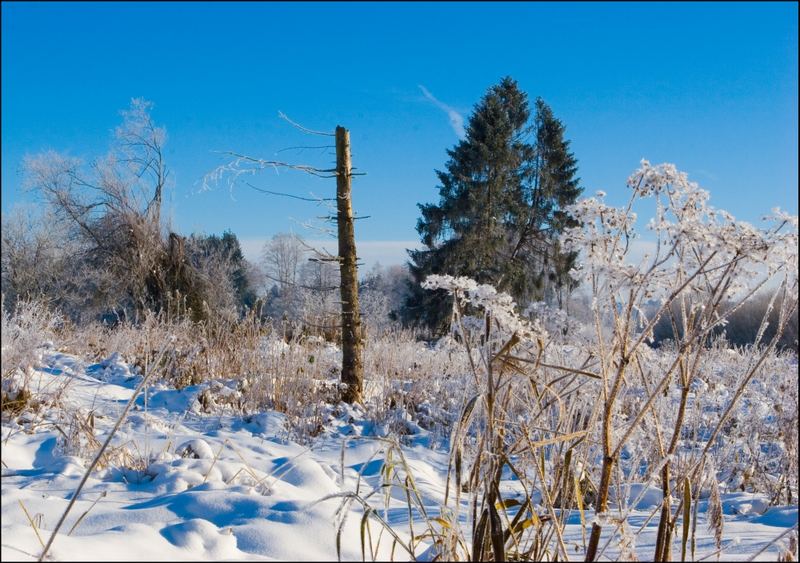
[418,85,466,140]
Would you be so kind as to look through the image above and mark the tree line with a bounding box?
[3,78,795,392]
[2,100,257,325]
[2,78,583,335]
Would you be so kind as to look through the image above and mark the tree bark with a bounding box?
[335,125,364,403]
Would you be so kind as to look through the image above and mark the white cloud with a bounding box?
[418,85,466,140]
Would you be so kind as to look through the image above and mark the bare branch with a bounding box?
[276,145,335,154]
[244,181,335,202]
[215,151,337,178]
[277,111,335,137]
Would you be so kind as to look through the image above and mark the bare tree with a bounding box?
[259,232,307,323]
[298,256,341,332]
[207,117,365,403]
[261,233,303,292]
[334,126,363,403]
[22,99,171,320]
[359,263,411,334]
[115,99,169,226]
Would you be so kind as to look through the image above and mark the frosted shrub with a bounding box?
[361,328,470,444]
[560,160,798,561]
[418,274,600,561]
[355,161,797,562]
[1,297,64,414]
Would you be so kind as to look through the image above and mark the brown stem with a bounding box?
[585,453,614,561]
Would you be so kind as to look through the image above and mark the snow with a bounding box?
[1,350,797,561]
[175,439,216,460]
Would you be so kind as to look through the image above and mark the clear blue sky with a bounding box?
[2,2,797,265]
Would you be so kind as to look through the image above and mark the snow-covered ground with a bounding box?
[2,350,797,561]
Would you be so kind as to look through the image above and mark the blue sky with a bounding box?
[2,1,797,266]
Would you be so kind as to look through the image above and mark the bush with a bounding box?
[1,296,64,415]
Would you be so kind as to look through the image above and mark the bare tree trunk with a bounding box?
[335,125,364,404]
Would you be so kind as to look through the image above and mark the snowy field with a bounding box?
[2,162,798,561]
[1,347,797,561]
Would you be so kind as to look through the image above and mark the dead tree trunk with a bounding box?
[335,125,364,404]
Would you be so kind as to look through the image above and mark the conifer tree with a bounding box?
[404,78,582,332]
[519,98,583,307]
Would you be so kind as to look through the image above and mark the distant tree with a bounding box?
[261,233,304,294]
[1,206,75,313]
[260,233,305,319]
[651,291,799,352]
[403,78,582,333]
[359,263,411,333]
[297,255,341,336]
[188,230,259,314]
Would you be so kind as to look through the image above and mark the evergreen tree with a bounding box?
[403,79,582,333]
[518,98,583,307]
[189,230,258,313]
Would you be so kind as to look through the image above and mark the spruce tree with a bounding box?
[404,78,582,333]
[518,98,583,307]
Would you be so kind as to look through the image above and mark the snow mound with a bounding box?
[176,439,215,460]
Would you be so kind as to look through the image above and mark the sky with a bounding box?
[2,1,798,267]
